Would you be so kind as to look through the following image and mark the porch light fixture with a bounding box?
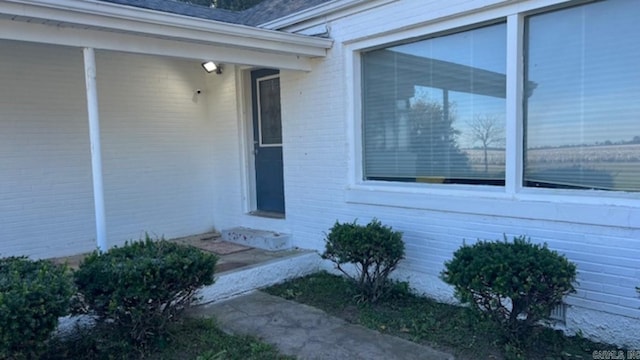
[201,61,222,74]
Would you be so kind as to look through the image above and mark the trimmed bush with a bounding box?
[73,236,217,345]
[322,219,405,302]
[0,256,74,359]
[441,235,577,341]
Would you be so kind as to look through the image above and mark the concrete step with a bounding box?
[196,250,321,304]
[221,227,291,251]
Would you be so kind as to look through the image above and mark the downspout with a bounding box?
[83,47,107,252]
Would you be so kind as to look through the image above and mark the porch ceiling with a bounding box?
[0,0,334,71]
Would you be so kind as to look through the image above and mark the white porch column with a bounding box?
[83,47,107,252]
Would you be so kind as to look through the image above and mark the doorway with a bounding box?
[251,69,285,215]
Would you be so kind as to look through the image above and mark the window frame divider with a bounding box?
[505,13,525,195]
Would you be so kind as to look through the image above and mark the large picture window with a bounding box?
[362,23,506,185]
[524,0,640,192]
[361,0,640,194]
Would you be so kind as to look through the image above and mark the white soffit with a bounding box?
[0,0,334,71]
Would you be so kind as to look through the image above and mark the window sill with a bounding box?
[346,182,640,229]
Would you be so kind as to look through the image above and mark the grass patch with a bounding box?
[44,317,292,360]
[264,271,617,360]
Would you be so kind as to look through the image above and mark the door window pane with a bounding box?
[362,23,506,185]
[524,0,640,191]
[258,77,282,145]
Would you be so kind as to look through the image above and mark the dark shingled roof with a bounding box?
[100,0,242,23]
[98,0,332,27]
[239,0,330,26]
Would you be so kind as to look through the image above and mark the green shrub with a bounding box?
[441,235,577,342]
[0,256,74,359]
[322,219,405,302]
[73,236,217,345]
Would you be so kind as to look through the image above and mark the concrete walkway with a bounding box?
[189,291,455,360]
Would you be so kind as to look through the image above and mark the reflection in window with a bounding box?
[258,77,282,145]
[524,0,640,191]
[362,23,506,185]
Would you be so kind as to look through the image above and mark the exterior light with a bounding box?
[201,61,222,74]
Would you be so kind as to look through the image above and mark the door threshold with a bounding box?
[249,210,285,219]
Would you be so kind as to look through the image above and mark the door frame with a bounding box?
[251,69,284,215]
[238,67,286,217]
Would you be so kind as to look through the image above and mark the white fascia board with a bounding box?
[0,18,314,71]
[260,0,396,32]
[1,0,333,57]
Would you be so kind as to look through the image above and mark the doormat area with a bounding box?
[201,240,252,255]
[171,233,253,255]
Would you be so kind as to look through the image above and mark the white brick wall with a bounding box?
[273,0,640,348]
[206,66,246,230]
[96,51,215,246]
[0,41,95,258]
[0,41,216,258]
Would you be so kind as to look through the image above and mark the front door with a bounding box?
[251,69,285,215]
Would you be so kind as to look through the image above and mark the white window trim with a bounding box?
[505,13,524,195]
[345,0,640,229]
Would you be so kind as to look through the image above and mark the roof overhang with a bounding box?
[0,0,334,71]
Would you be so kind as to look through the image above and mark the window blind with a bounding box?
[362,23,507,185]
[524,0,640,191]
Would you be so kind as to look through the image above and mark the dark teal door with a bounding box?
[251,69,285,214]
